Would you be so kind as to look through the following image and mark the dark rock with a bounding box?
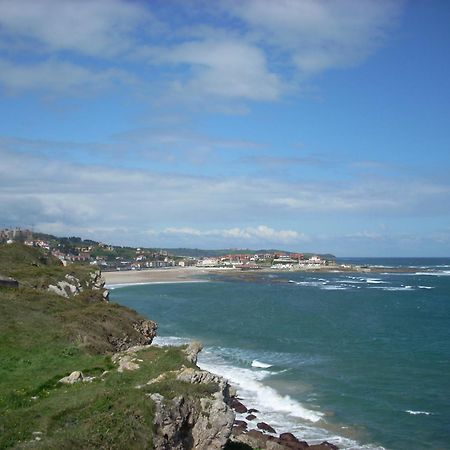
[309,442,339,450]
[246,414,257,421]
[247,408,259,414]
[278,436,310,449]
[246,429,269,442]
[230,398,248,413]
[257,422,276,433]
[234,420,248,431]
[280,433,299,443]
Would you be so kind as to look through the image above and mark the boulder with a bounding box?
[309,442,338,450]
[276,433,310,449]
[246,414,257,421]
[257,422,277,434]
[230,398,248,413]
[234,420,248,431]
[58,371,94,384]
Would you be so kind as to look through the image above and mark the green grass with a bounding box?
[0,286,211,449]
[0,243,93,290]
[0,244,221,448]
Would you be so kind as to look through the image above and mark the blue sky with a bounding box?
[1,0,449,256]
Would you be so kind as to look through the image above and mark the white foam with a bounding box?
[152,336,386,449]
[198,356,323,423]
[251,359,273,369]
[370,286,415,291]
[418,285,434,289]
[414,271,450,276]
[405,410,432,415]
[365,278,386,284]
[321,285,350,290]
[107,280,207,289]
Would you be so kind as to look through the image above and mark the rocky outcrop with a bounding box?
[107,319,157,352]
[150,367,235,450]
[183,341,203,364]
[58,371,95,384]
[48,270,109,300]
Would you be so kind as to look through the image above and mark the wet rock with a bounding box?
[246,414,257,421]
[234,420,248,431]
[230,398,248,413]
[247,408,259,414]
[309,442,338,450]
[257,422,277,434]
[277,432,310,449]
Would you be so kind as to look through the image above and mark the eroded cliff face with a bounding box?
[48,269,109,301]
[150,368,235,450]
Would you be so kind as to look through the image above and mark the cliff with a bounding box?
[0,244,234,449]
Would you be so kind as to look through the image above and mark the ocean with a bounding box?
[109,258,450,450]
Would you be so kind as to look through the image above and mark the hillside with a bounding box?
[0,244,234,449]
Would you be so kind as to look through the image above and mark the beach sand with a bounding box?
[103,267,215,286]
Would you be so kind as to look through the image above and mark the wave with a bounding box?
[369,286,415,291]
[252,359,273,369]
[414,271,450,276]
[405,410,432,415]
[154,335,385,449]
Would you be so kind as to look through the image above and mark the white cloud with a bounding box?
[0,0,150,57]
[162,225,305,244]
[162,39,282,101]
[0,58,136,93]
[229,0,402,75]
[0,0,403,101]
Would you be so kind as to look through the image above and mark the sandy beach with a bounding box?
[103,267,215,286]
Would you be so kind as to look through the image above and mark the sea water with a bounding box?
[109,258,450,450]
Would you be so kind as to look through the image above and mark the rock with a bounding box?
[234,420,248,431]
[184,340,203,364]
[132,319,157,344]
[150,385,234,450]
[277,433,310,449]
[247,408,259,413]
[233,429,269,449]
[257,422,277,434]
[230,398,248,413]
[309,442,338,450]
[114,355,140,372]
[59,371,85,384]
[246,414,257,421]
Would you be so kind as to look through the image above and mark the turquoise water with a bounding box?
[109,259,450,450]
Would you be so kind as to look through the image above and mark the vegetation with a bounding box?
[0,245,213,449]
[0,243,93,290]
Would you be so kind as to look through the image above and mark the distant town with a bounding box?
[0,227,336,271]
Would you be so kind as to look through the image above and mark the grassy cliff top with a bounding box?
[0,245,211,449]
[0,243,94,290]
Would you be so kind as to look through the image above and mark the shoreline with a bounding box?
[102,267,213,286]
[102,264,422,287]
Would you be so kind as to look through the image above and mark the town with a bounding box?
[0,227,335,271]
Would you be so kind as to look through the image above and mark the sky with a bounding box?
[1,0,449,256]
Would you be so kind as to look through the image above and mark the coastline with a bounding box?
[103,263,423,288]
[103,267,213,286]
